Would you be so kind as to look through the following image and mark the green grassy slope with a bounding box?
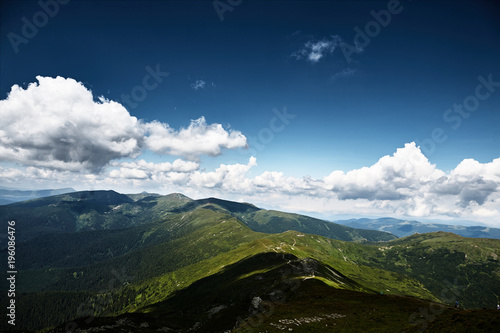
[15,208,263,292]
[43,252,500,333]
[15,207,235,271]
[0,191,392,249]
[244,209,396,241]
[0,191,192,247]
[173,197,397,242]
[2,208,263,331]
[2,193,500,332]
[2,209,428,332]
[363,232,500,309]
[99,230,434,318]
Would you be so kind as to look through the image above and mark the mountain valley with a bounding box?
[1,190,499,332]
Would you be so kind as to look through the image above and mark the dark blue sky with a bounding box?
[1,0,500,223]
[2,0,499,175]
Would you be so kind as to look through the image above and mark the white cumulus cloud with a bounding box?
[0,76,143,172]
[109,159,199,180]
[323,143,445,201]
[189,156,256,192]
[1,93,499,229]
[0,76,247,171]
[144,117,248,161]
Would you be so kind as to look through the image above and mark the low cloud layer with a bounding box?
[0,76,247,171]
[1,142,499,225]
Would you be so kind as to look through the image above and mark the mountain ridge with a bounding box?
[0,187,75,205]
[1,190,500,332]
[0,190,395,248]
[337,217,500,239]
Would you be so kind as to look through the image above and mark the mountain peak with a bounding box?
[66,190,134,204]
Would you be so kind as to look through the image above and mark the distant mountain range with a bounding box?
[0,190,394,248]
[0,187,75,205]
[336,217,500,239]
[1,190,499,332]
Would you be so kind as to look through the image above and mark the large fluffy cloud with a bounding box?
[0,76,143,172]
[323,143,446,200]
[0,76,247,171]
[430,158,500,208]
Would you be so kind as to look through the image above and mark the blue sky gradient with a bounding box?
[1,0,499,225]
